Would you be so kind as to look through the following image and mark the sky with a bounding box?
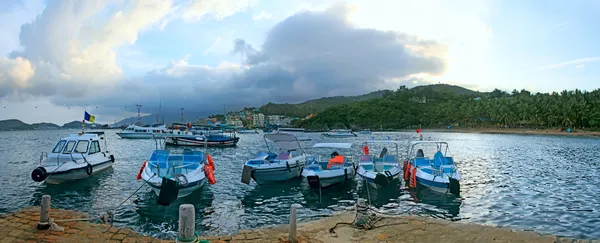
[0,0,599,124]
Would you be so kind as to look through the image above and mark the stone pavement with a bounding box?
[1,207,598,243]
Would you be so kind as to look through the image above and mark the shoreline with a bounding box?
[422,127,600,138]
[2,207,597,243]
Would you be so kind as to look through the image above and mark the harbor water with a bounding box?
[0,130,599,240]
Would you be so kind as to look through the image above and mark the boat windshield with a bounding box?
[52,140,66,153]
[63,140,76,153]
[75,141,89,153]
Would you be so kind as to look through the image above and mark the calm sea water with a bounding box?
[0,130,599,240]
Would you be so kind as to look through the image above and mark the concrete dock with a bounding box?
[1,207,597,243]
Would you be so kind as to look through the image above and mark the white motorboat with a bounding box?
[31,132,115,184]
[302,143,356,188]
[356,140,402,188]
[241,133,308,185]
[404,141,461,196]
[116,124,169,139]
[321,129,357,138]
[138,148,216,204]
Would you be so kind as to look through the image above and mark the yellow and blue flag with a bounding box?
[84,111,95,123]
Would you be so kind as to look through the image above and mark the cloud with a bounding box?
[537,57,600,71]
[1,2,447,122]
[180,0,255,22]
[576,64,585,69]
[252,10,273,20]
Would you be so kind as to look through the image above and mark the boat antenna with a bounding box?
[181,108,184,122]
[136,104,142,126]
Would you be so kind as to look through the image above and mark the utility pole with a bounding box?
[136,104,142,126]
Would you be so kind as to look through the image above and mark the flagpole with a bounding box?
[81,119,85,135]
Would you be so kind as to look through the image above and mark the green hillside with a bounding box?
[0,119,33,131]
[259,90,392,117]
[297,85,600,130]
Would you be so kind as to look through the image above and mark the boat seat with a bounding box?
[276,152,290,160]
[432,151,445,169]
[360,155,373,162]
[361,164,374,171]
[374,163,385,172]
[148,150,169,169]
[414,158,430,167]
[247,159,267,165]
[383,155,396,163]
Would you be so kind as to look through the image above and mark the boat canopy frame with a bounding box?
[263,133,306,154]
[364,140,400,159]
[406,141,451,160]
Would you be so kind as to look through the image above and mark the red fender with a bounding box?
[206,154,215,171]
[204,166,216,185]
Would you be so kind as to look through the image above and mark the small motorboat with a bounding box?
[238,129,260,134]
[165,125,239,147]
[31,132,115,184]
[322,129,357,138]
[302,143,356,189]
[359,130,372,135]
[138,144,216,205]
[403,141,461,196]
[356,140,402,188]
[241,133,308,185]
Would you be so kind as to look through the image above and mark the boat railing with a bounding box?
[39,152,48,164]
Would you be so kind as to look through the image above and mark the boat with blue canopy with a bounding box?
[138,136,216,205]
[403,141,461,196]
[356,140,402,188]
[241,133,308,185]
[302,143,356,188]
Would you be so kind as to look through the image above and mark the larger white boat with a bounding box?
[31,132,115,184]
[241,133,308,185]
[116,124,169,139]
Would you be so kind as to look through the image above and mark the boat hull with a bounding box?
[246,160,305,185]
[44,160,113,184]
[356,164,402,189]
[146,178,207,198]
[302,166,355,188]
[116,133,166,139]
[322,134,356,138]
[165,136,239,147]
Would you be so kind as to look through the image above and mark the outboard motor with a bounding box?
[449,177,460,196]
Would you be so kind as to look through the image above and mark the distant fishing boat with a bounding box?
[241,133,307,185]
[356,140,402,188]
[403,141,461,196]
[165,124,240,147]
[137,139,216,205]
[277,127,305,134]
[31,132,115,184]
[321,129,357,137]
[302,143,356,189]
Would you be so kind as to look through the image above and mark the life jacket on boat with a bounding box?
[409,167,417,188]
[403,160,410,181]
[327,155,345,169]
[136,160,147,180]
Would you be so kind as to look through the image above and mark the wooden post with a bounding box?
[178,204,195,242]
[355,198,368,227]
[289,204,302,243]
[37,195,51,230]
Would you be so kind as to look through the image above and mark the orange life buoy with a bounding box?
[136,160,147,180]
[206,154,215,171]
[204,165,216,185]
[409,167,417,188]
[403,161,411,181]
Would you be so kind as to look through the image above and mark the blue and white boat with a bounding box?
[241,133,308,185]
[302,143,356,188]
[238,129,259,134]
[139,138,216,202]
[404,141,461,196]
[356,140,402,188]
[321,129,357,138]
[359,130,372,135]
